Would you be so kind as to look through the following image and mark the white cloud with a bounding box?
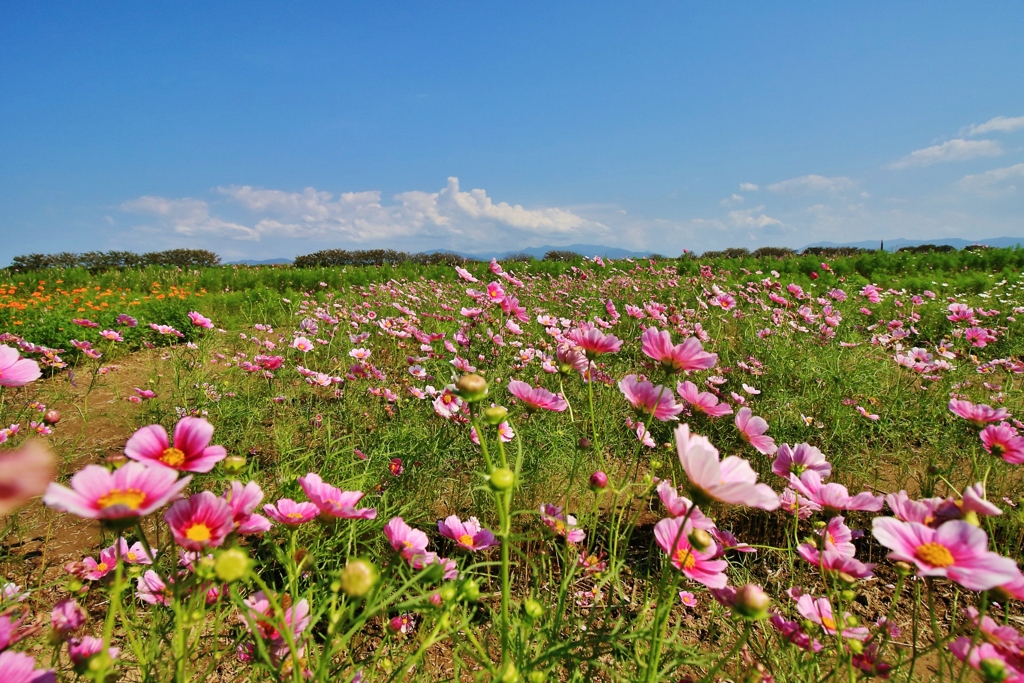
[766,174,857,194]
[963,115,1024,137]
[120,196,259,240]
[719,193,744,207]
[122,177,606,248]
[739,182,759,191]
[958,163,1024,192]
[728,205,782,229]
[888,139,1003,169]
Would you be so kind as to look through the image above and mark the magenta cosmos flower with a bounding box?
[655,480,715,530]
[188,311,214,328]
[789,470,883,515]
[981,422,1024,464]
[298,472,376,519]
[772,443,831,480]
[948,399,1009,427]
[264,498,320,526]
[872,517,1019,590]
[0,345,42,387]
[0,650,55,683]
[0,440,55,516]
[566,327,622,359]
[383,517,430,561]
[222,481,272,534]
[124,417,227,473]
[540,504,586,543]
[618,375,683,421]
[734,407,777,455]
[44,462,190,520]
[506,379,567,412]
[795,594,868,640]
[674,424,779,510]
[676,381,733,418]
[165,491,234,551]
[437,515,498,551]
[654,516,728,588]
[640,327,718,373]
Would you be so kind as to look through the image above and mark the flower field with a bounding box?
[2,250,1024,682]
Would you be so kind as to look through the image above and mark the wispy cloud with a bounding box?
[958,163,1024,192]
[888,139,1003,169]
[766,174,856,194]
[739,182,759,191]
[728,205,782,228]
[962,115,1024,137]
[120,196,259,240]
[719,193,744,207]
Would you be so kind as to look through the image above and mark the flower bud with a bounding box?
[499,662,519,683]
[845,615,860,628]
[894,561,914,575]
[649,459,663,470]
[339,559,377,597]
[837,573,857,588]
[528,672,547,683]
[980,658,1008,683]
[482,405,508,425]
[222,455,247,474]
[589,471,608,491]
[490,467,515,491]
[455,374,488,402]
[847,639,864,655]
[215,547,250,583]
[43,409,61,425]
[439,584,457,602]
[577,437,592,450]
[460,578,481,602]
[524,598,545,620]
[733,584,770,620]
[196,555,217,581]
[687,528,714,553]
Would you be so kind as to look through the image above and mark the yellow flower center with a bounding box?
[160,447,186,467]
[821,616,836,631]
[98,488,146,510]
[458,534,475,548]
[286,512,305,520]
[673,549,698,570]
[126,552,137,562]
[915,542,955,568]
[96,562,108,572]
[185,523,212,542]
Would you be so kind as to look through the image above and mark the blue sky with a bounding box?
[1,2,1023,262]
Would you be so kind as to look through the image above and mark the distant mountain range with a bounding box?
[225,237,1024,265]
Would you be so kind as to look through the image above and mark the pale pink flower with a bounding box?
[222,481,272,534]
[674,424,779,510]
[507,379,567,412]
[872,517,1019,590]
[298,473,376,519]
[640,328,718,372]
[68,635,119,667]
[0,650,55,683]
[383,517,430,561]
[0,344,41,387]
[243,590,311,644]
[779,487,821,519]
[949,399,1009,427]
[655,480,715,530]
[136,570,171,605]
[772,443,831,480]
[188,312,214,328]
[437,515,498,551]
[0,440,55,515]
[264,499,320,526]
[291,336,314,352]
[124,417,227,473]
[566,327,622,359]
[949,639,1022,682]
[797,547,874,579]
[676,380,733,417]
[540,504,585,543]
[789,470,882,514]
[618,375,683,421]
[44,462,190,520]
[99,329,123,342]
[165,491,234,551]
[654,516,728,588]
[795,594,868,640]
[734,407,777,455]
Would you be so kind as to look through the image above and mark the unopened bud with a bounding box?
[528,672,547,683]
[589,471,608,491]
[222,455,247,473]
[838,574,857,588]
[104,453,127,469]
[894,561,913,575]
[845,615,860,628]
[688,528,713,552]
[524,598,545,620]
[460,578,480,602]
[980,657,1009,683]
[339,559,377,597]
[840,588,857,601]
[490,467,515,491]
[847,639,864,654]
[733,584,770,620]
[577,437,592,450]
[649,459,663,470]
[455,374,488,402]
[214,547,250,583]
[482,405,508,425]
[196,555,217,580]
[43,409,61,425]
[439,584,457,602]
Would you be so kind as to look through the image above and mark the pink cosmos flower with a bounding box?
[640,328,718,372]
[124,417,227,473]
[872,517,1019,590]
[674,424,779,510]
[981,422,1024,464]
[797,547,874,579]
[779,487,821,519]
[264,499,320,526]
[655,480,715,530]
[653,516,728,588]
[134,387,157,399]
[795,594,868,640]
[99,329,123,342]
[165,491,234,551]
[297,473,376,519]
[506,379,567,412]
[949,639,1022,682]
[243,591,311,644]
[80,538,154,580]
[384,517,430,561]
[949,399,1009,427]
[540,504,586,543]
[44,461,191,520]
[68,636,119,668]
[676,380,733,417]
[772,443,831,480]
[135,570,171,605]
[222,481,272,534]
[734,407,777,455]
[0,650,55,683]
[566,327,622,359]
[789,470,883,514]
[188,311,214,328]
[291,336,314,352]
[0,440,55,516]
[0,344,42,387]
[51,598,87,635]
[438,515,498,551]
[618,375,683,421]
[679,591,697,607]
